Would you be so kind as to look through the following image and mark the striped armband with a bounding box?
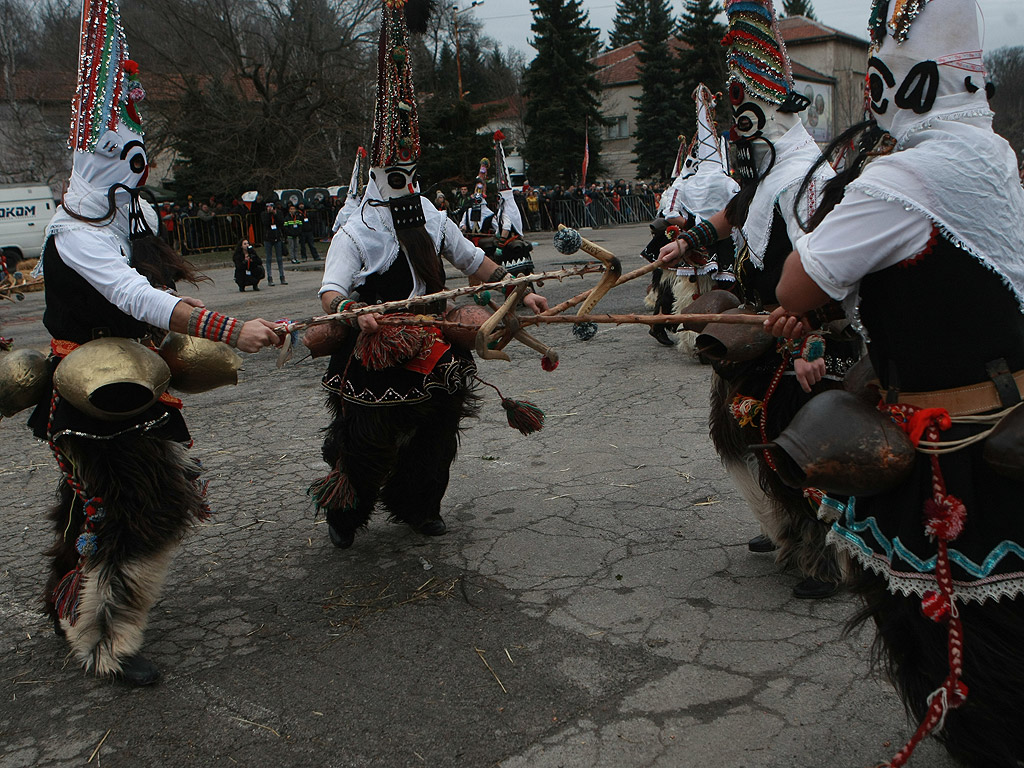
[678,219,719,261]
[331,297,364,327]
[188,307,243,347]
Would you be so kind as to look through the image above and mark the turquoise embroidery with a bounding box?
[830,495,1024,579]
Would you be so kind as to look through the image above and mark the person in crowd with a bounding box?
[261,202,287,285]
[283,203,302,264]
[233,238,264,291]
[297,203,321,261]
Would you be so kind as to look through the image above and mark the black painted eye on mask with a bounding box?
[867,56,896,115]
[733,102,766,139]
[895,61,940,114]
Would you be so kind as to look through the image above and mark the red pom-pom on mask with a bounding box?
[123,59,140,75]
[494,130,506,142]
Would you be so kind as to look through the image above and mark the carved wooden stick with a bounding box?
[375,312,766,330]
[278,264,602,334]
[541,261,662,317]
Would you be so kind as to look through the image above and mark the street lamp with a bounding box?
[453,0,484,100]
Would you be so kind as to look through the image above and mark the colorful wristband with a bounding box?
[679,219,718,252]
[188,307,243,347]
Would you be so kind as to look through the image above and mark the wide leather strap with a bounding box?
[886,370,1024,417]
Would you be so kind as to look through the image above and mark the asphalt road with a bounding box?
[0,225,954,768]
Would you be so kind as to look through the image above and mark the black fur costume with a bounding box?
[708,206,860,583]
[29,234,208,677]
[313,240,480,544]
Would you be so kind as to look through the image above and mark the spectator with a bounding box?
[526,187,541,231]
[261,202,287,285]
[434,191,448,212]
[283,204,303,264]
[196,203,215,249]
[233,238,265,291]
[159,202,176,248]
[297,203,321,261]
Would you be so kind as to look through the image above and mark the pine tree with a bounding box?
[781,0,816,20]
[609,0,649,49]
[676,0,727,132]
[633,0,684,180]
[523,0,605,185]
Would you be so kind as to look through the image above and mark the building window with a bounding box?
[606,115,628,140]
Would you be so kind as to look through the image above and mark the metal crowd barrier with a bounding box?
[173,210,335,253]
[524,193,658,232]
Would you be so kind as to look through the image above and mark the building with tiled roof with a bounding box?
[591,17,869,180]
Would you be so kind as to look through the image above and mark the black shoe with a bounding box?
[413,517,447,536]
[649,325,675,347]
[268,280,274,286]
[239,286,246,292]
[280,279,288,285]
[115,654,161,686]
[748,534,778,553]
[291,258,300,264]
[253,286,260,291]
[313,256,321,261]
[792,577,839,600]
[328,524,355,549]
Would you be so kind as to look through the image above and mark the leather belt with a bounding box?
[885,370,1024,417]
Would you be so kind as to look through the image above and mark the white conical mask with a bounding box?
[867,0,990,136]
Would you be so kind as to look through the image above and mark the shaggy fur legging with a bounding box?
[44,435,204,676]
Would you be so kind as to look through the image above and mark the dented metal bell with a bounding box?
[0,348,50,418]
[764,389,916,496]
[695,308,774,362]
[53,337,171,421]
[680,290,742,332]
[159,332,242,394]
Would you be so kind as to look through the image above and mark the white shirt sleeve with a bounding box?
[441,219,486,276]
[54,229,181,329]
[795,190,934,301]
[319,228,362,297]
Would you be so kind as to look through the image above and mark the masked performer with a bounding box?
[313,0,547,550]
[332,146,367,234]
[767,0,1024,764]
[645,85,740,349]
[488,130,535,278]
[660,0,859,598]
[25,0,279,686]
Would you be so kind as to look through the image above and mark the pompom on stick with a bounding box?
[553,227,583,255]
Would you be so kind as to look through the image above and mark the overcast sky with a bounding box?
[472,0,1022,57]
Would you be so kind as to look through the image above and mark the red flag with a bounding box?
[581,129,590,188]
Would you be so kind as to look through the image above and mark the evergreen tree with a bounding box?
[781,0,816,20]
[676,0,727,132]
[633,0,684,180]
[524,0,605,185]
[609,0,649,49]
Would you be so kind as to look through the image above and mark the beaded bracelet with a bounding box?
[778,333,826,362]
[188,307,243,347]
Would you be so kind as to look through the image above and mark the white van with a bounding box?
[0,184,56,270]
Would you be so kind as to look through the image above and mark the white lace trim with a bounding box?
[828,529,1024,604]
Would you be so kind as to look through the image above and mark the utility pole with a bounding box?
[452,0,484,100]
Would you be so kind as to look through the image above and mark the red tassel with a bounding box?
[54,567,84,625]
[494,129,506,142]
[308,469,356,511]
[501,398,545,435]
[924,494,967,541]
[541,354,558,372]
[355,320,436,370]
